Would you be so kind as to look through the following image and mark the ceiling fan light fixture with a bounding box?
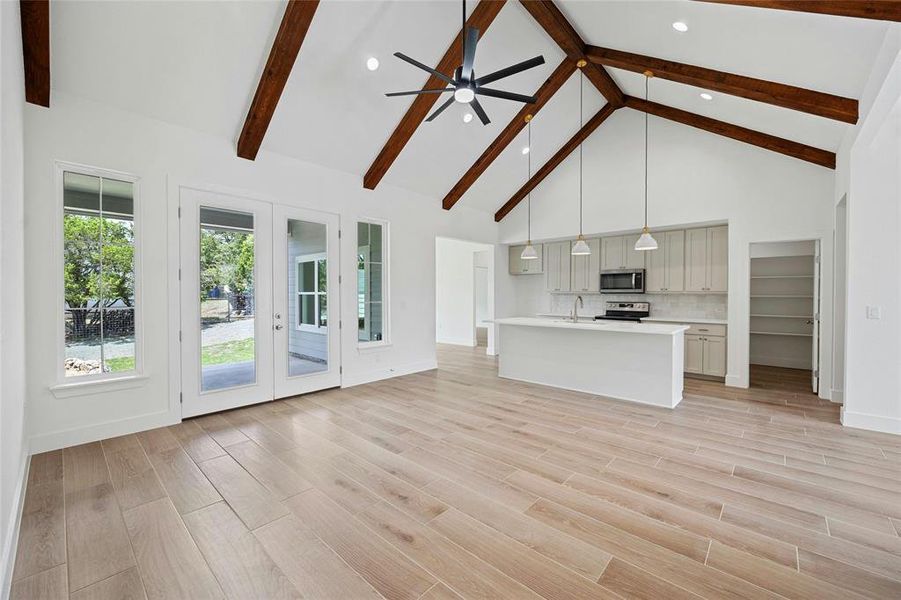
[454,87,475,103]
[571,236,591,256]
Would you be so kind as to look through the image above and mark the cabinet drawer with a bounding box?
[686,323,726,337]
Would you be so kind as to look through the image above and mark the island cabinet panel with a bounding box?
[570,239,601,293]
[545,242,572,293]
[601,235,646,270]
[509,244,543,275]
[646,231,685,293]
[685,335,704,374]
[685,226,728,292]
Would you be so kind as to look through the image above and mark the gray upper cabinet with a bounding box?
[570,238,601,293]
[508,244,544,275]
[646,230,685,292]
[601,235,645,270]
[545,241,572,293]
[686,226,728,292]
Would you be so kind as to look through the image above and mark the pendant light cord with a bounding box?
[644,74,649,229]
[579,70,583,237]
[527,120,532,242]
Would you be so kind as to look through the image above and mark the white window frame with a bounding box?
[295,252,328,333]
[53,161,144,387]
[357,218,390,349]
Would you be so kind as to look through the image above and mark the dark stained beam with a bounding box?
[625,96,836,168]
[586,46,858,124]
[20,0,50,107]
[443,59,576,210]
[693,1,901,22]
[494,103,618,221]
[518,0,624,107]
[237,0,320,160]
[363,0,506,190]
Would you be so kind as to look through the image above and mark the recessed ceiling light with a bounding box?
[521,146,530,155]
[700,92,713,101]
[366,57,379,71]
[463,113,473,123]
[672,21,688,32]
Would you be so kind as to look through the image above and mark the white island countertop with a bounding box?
[495,317,689,336]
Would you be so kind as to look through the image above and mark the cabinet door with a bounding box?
[601,236,624,270]
[707,226,728,292]
[571,238,600,292]
[645,240,667,292]
[557,242,572,292]
[684,334,704,374]
[545,243,559,290]
[665,230,685,292]
[623,234,646,270]
[509,245,524,274]
[702,336,727,376]
[685,228,709,292]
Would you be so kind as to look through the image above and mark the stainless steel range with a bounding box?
[595,301,650,322]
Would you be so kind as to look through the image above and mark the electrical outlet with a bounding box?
[866,306,881,320]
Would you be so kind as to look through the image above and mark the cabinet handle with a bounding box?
[698,328,709,332]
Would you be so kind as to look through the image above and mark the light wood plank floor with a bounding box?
[11,345,901,600]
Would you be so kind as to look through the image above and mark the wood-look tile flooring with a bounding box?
[11,345,901,599]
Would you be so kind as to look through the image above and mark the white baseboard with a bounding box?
[342,359,438,388]
[29,409,180,454]
[841,409,901,435]
[1,453,30,600]
[831,389,844,404]
[436,337,476,347]
[749,356,813,370]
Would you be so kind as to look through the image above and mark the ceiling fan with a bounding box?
[385,0,545,125]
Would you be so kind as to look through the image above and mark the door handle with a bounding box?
[274,324,283,331]
[274,313,281,320]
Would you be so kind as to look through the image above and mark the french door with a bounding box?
[179,187,340,418]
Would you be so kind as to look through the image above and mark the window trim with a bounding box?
[356,218,390,349]
[295,252,328,333]
[55,161,144,386]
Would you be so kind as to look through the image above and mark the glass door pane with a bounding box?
[286,219,329,377]
[199,207,257,392]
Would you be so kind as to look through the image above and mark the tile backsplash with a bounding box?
[548,293,727,320]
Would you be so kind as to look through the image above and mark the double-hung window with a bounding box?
[296,254,327,331]
[61,166,140,379]
[357,220,388,345]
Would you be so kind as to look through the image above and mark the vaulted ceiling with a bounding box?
[45,1,892,216]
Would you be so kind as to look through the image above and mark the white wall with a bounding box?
[499,109,836,393]
[834,24,901,433]
[474,250,490,327]
[435,238,494,347]
[0,1,28,595]
[24,92,498,453]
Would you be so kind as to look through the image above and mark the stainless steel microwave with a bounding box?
[600,269,645,294]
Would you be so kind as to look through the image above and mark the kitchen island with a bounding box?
[495,317,689,408]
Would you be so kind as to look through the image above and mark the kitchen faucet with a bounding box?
[571,295,584,322]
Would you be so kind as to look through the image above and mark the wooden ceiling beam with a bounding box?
[494,103,618,221]
[20,0,50,107]
[625,96,836,168]
[442,59,576,210]
[586,46,858,124]
[237,0,320,161]
[693,1,901,22]
[363,0,506,190]
[518,0,624,107]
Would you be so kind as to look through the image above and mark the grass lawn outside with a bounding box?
[104,337,255,373]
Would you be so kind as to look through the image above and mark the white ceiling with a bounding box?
[50,1,888,215]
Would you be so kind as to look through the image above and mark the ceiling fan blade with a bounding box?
[426,96,456,122]
[394,52,455,85]
[474,55,545,86]
[385,88,453,97]
[475,87,538,104]
[470,97,491,125]
[461,27,479,82]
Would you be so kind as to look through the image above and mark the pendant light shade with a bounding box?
[571,236,591,255]
[521,116,538,260]
[635,71,658,252]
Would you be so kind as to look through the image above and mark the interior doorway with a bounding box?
[748,240,821,395]
[435,237,495,353]
[832,196,847,404]
[178,187,341,418]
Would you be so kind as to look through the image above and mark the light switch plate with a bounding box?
[866,306,881,320]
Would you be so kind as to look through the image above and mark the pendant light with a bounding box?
[571,61,591,256]
[635,70,659,251]
[520,115,539,260]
